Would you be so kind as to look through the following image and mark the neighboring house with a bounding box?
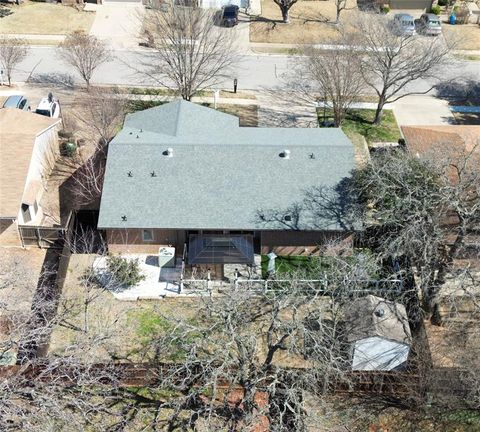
[98,101,358,277]
[358,0,433,11]
[402,125,480,157]
[199,0,247,9]
[403,125,480,324]
[345,295,412,371]
[0,109,61,247]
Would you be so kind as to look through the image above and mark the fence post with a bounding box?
[234,268,238,290]
[36,228,41,248]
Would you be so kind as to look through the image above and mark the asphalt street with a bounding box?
[15,47,480,95]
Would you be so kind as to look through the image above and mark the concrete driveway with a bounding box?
[393,95,456,126]
[89,1,144,49]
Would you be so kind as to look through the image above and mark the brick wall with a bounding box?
[260,230,353,256]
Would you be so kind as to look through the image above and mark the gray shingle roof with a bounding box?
[98,100,356,231]
[345,295,412,344]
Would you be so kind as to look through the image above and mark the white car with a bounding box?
[35,93,61,118]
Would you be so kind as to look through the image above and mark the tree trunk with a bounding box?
[281,6,290,23]
[373,95,386,125]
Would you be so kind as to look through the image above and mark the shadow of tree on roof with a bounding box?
[254,176,362,232]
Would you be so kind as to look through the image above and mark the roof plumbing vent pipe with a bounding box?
[164,148,173,157]
[281,149,290,159]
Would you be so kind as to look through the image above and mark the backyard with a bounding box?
[317,108,401,145]
[250,0,357,45]
[48,254,199,362]
[0,2,95,35]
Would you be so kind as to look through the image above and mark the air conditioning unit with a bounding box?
[158,247,175,268]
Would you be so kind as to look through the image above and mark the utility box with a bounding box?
[158,247,175,268]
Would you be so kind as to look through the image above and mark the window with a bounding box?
[19,99,26,109]
[142,229,154,242]
[21,204,31,224]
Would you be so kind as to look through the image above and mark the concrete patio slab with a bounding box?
[93,254,182,300]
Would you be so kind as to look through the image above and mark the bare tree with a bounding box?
[58,31,111,87]
[65,88,126,208]
[140,5,237,101]
[76,87,126,147]
[354,144,480,317]
[297,34,366,127]
[1,239,406,431]
[0,36,28,86]
[273,0,299,23]
[353,13,454,124]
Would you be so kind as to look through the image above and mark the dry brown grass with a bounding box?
[0,2,95,35]
[0,248,47,333]
[217,103,258,126]
[443,23,480,51]
[48,255,202,362]
[250,0,357,44]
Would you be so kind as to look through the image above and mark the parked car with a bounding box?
[221,5,239,27]
[35,93,61,118]
[2,95,30,111]
[415,13,442,36]
[392,13,416,36]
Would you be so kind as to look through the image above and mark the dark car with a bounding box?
[222,5,239,27]
[415,13,442,36]
[2,95,29,111]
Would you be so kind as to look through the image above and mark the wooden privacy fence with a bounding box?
[18,211,74,248]
[0,361,424,400]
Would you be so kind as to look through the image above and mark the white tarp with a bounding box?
[351,336,410,371]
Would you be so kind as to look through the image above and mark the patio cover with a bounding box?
[188,235,254,265]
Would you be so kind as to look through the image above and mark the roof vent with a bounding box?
[127,171,133,177]
[121,215,127,221]
[375,308,385,318]
[309,153,315,159]
[280,149,290,159]
[163,148,173,157]
[151,171,157,177]
[284,214,292,222]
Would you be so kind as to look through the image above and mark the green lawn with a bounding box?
[317,108,401,145]
[260,255,339,278]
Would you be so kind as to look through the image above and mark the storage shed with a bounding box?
[345,295,412,371]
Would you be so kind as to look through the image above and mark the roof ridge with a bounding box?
[173,100,183,137]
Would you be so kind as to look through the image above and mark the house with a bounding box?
[358,0,433,11]
[98,101,358,279]
[402,125,480,157]
[0,109,61,247]
[403,125,480,323]
[344,295,412,371]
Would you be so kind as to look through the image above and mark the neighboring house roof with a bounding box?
[344,295,411,344]
[402,125,480,156]
[98,101,356,231]
[0,109,60,218]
